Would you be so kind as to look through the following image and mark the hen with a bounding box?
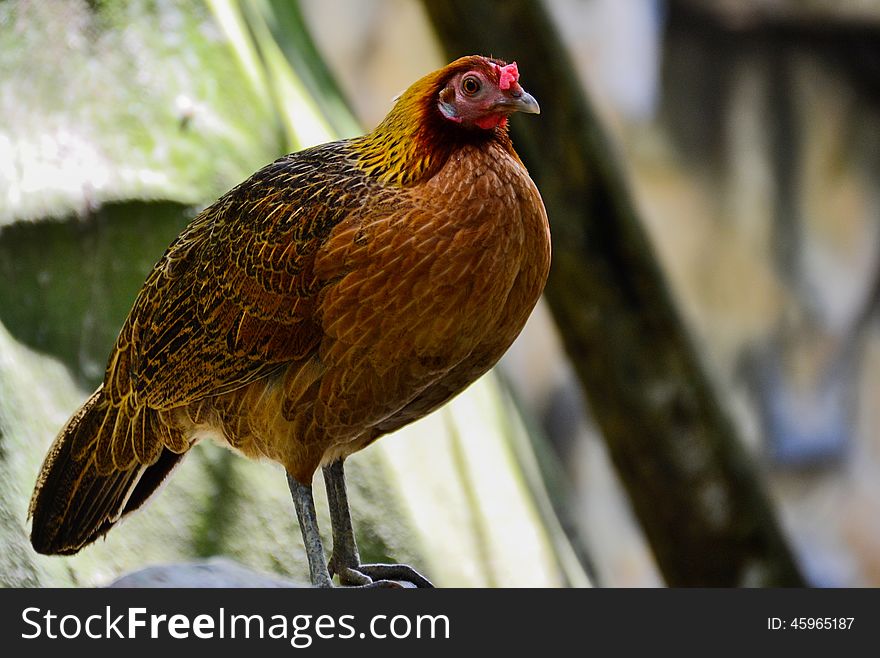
[30,55,550,587]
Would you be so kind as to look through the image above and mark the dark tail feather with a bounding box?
[29,387,186,555]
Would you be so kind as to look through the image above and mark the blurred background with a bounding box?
[2,0,879,587]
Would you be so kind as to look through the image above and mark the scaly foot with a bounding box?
[332,562,434,588]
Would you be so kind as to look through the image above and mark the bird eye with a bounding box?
[461,75,481,96]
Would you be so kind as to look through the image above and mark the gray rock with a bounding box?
[107,558,306,588]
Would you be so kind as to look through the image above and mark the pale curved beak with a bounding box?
[495,88,540,115]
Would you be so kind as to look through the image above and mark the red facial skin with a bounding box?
[438,60,534,132]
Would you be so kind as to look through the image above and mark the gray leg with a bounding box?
[322,459,361,578]
[287,474,333,588]
[322,459,434,588]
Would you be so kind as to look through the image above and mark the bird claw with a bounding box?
[358,578,407,589]
[348,563,434,588]
[330,560,433,588]
[335,566,374,587]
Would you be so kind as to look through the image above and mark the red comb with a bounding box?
[495,62,519,90]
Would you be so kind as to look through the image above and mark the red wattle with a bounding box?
[474,114,507,130]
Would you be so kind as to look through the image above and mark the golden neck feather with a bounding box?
[351,68,509,187]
